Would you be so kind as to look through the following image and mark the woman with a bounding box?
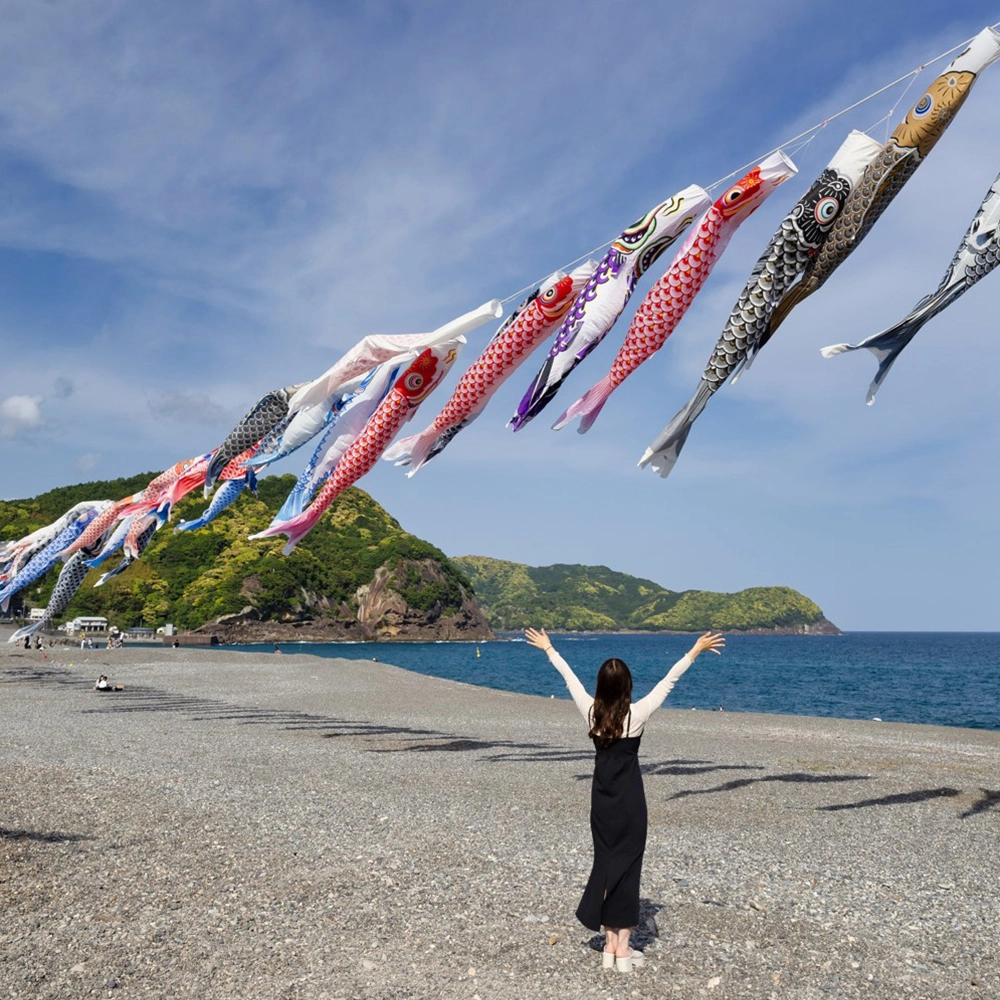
[525,627,725,972]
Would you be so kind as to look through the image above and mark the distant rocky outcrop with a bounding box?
[200,558,493,643]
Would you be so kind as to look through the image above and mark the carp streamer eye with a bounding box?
[403,372,426,393]
[723,186,745,205]
[814,197,840,225]
[913,93,933,117]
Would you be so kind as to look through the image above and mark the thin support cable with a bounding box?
[499,23,1000,313]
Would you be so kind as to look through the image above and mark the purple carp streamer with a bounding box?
[822,171,1000,401]
[767,26,1000,337]
[638,132,880,478]
[510,185,712,430]
[555,152,796,434]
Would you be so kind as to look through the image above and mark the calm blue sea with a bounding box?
[224,632,1000,732]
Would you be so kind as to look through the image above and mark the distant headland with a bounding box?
[1,474,838,642]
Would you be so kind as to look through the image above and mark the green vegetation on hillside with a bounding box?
[453,556,827,632]
[0,475,473,630]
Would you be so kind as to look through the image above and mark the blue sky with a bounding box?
[1,0,999,630]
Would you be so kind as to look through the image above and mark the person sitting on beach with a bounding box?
[524,627,725,974]
[94,674,125,692]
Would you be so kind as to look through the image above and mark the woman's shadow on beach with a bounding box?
[585,898,663,954]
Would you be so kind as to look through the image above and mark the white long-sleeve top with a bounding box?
[547,646,693,737]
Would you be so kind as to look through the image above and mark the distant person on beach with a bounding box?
[273,645,281,655]
[23,636,30,650]
[94,674,125,692]
[524,626,725,974]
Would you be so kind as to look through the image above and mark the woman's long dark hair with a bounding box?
[589,658,632,747]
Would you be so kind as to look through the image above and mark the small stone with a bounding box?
[707,976,721,989]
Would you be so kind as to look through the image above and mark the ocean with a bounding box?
[224,631,1000,732]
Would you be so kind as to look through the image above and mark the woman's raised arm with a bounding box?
[524,627,593,719]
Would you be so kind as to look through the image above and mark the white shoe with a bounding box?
[602,950,615,970]
[615,949,644,973]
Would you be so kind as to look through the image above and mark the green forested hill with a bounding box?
[0,474,474,631]
[452,556,833,632]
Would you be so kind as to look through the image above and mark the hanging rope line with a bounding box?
[499,23,1000,308]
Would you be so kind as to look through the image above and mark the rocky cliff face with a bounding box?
[197,557,493,643]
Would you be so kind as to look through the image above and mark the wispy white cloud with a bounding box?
[0,394,44,437]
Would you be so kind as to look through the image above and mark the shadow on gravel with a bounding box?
[4,666,589,760]
[817,786,961,812]
[0,826,92,844]
[368,739,593,764]
[585,899,663,953]
[643,759,765,777]
[959,788,1000,819]
[0,666,92,687]
[667,771,869,800]
[816,785,976,819]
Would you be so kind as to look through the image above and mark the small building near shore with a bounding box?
[63,616,109,634]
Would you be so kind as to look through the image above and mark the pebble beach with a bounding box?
[1,633,997,1000]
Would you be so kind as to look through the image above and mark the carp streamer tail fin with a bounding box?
[821,311,932,405]
[250,506,323,553]
[8,619,45,644]
[638,380,714,479]
[550,374,615,434]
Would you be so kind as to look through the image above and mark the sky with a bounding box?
[1,0,999,631]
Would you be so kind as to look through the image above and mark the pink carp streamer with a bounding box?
[252,342,463,553]
[383,264,595,475]
[554,152,796,434]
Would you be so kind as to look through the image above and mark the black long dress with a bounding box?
[575,730,647,931]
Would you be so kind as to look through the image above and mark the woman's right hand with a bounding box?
[524,627,553,653]
[688,631,726,659]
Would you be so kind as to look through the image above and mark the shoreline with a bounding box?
[2,638,999,998]
[10,626,996,735]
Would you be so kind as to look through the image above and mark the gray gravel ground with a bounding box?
[1,635,998,1000]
